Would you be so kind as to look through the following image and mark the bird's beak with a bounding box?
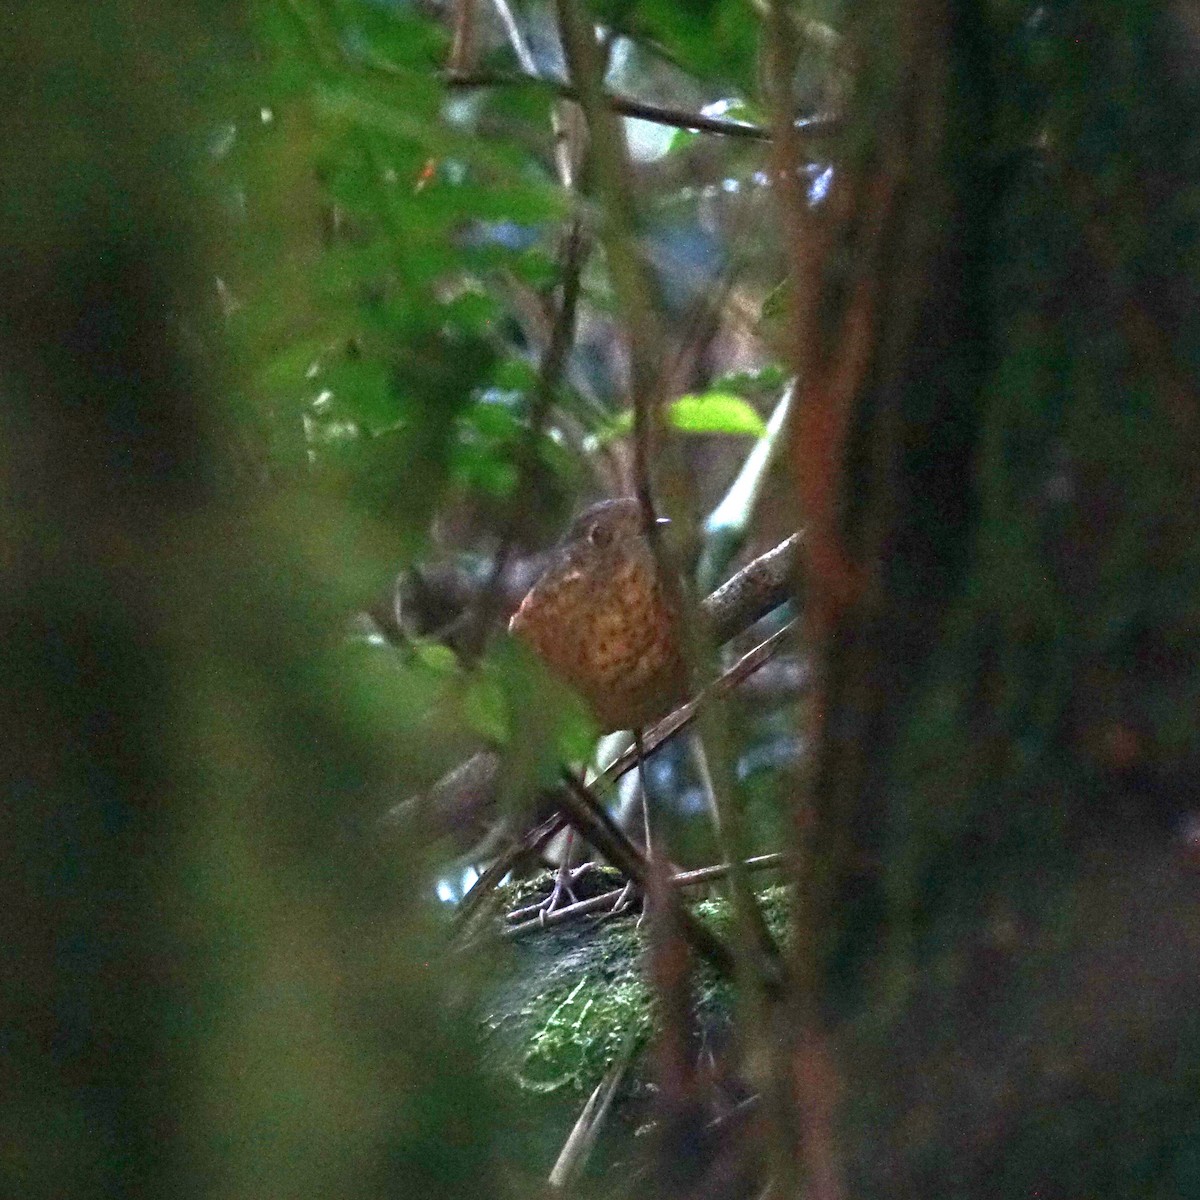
[655,516,671,527]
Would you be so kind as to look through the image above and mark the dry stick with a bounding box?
[704,531,802,642]
[548,1040,637,1189]
[505,853,791,934]
[601,619,800,794]
[670,851,790,889]
[454,810,564,932]
[600,618,799,849]
[558,619,799,868]
[557,769,762,991]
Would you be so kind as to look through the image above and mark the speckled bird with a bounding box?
[508,498,689,732]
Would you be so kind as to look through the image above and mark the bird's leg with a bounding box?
[610,727,652,917]
[535,828,590,920]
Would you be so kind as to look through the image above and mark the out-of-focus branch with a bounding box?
[552,0,788,1011]
[551,0,673,526]
[448,0,478,72]
[456,1,593,664]
[486,0,538,74]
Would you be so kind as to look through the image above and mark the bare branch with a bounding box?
[442,68,839,142]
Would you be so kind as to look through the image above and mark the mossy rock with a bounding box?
[481,874,793,1097]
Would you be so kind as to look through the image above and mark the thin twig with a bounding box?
[504,852,791,933]
[548,1040,636,1188]
[556,769,765,989]
[487,0,538,74]
[442,68,840,142]
[673,851,790,889]
[600,620,801,790]
[690,734,783,961]
[453,810,565,933]
[451,618,797,928]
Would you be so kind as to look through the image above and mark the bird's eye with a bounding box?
[588,522,612,548]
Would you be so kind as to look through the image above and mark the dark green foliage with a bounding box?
[222,0,571,563]
[598,0,762,92]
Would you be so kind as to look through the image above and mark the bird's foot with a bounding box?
[534,860,602,923]
[601,878,643,922]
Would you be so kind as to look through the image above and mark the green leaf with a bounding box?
[668,392,767,436]
[412,639,460,675]
[320,358,397,430]
[600,393,767,442]
[667,126,701,154]
[491,357,540,392]
[668,98,765,155]
[487,638,598,786]
[713,364,788,394]
[596,0,761,92]
[455,446,519,498]
[464,394,523,439]
[463,672,510,743]
[257,337,331,393]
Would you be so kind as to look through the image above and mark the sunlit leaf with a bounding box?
[600,392,767,441]
[668,391,767,435]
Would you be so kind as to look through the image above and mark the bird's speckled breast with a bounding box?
[507,516,689,731]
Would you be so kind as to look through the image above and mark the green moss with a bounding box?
[481,877,794,1095]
